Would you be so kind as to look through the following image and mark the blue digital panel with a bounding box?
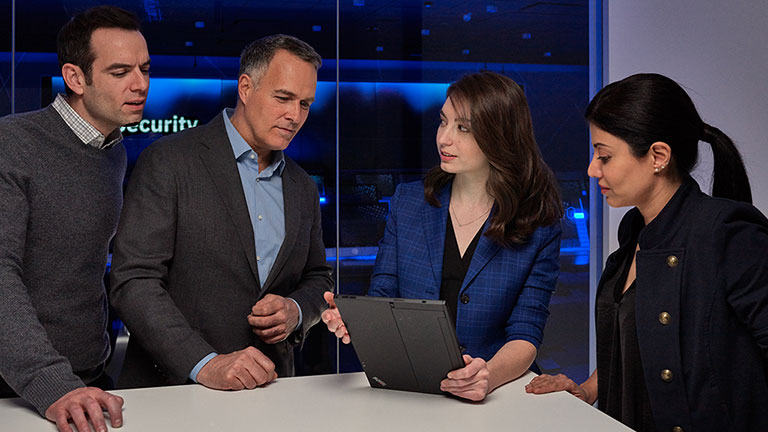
[49,76,450,174]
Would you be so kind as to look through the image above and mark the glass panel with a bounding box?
[11,0,339,377]
[338,0,591,382]
[0,0,13,116]
[7,0,592,384]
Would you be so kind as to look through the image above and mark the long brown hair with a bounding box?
[424,71,563,245]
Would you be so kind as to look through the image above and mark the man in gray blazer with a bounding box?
[109,34,333,390]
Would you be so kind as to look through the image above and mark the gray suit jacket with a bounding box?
[109,114,333,388]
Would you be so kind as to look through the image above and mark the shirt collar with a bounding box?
[51,93,123,149]
[222,108,285,176]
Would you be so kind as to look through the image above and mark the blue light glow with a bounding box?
[50,77,441,132]
[343,82,449,112]
[319,196,327,204]
[573,211,585,220]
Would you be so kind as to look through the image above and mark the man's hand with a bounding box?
[196,347,277,390]
[44,387,124,432]
[247,294,299,344]
[440,355,492,401]
[321,291,350,344]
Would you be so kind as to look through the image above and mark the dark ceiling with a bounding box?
[4,0,588,65]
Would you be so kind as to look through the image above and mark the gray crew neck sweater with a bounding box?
[0,105,126,415]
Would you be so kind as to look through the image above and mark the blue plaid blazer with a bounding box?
[369,181,562,361]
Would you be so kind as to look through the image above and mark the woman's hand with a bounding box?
[440,354,491,401]
[524,373,591,403]
[321,291,350,344]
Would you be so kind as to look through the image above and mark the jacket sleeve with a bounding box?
[0,157,83,416]
[367,184,403,297]
[718,204,768,358]
[109,145,215,383]
[504,223,562,348]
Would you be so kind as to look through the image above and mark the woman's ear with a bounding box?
[649,141,672,173]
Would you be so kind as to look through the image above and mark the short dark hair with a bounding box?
[238,34,322,84]
[586,73,752,203]
[57,5,141,94]
[424,71,563,245]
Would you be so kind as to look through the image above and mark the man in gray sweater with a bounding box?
[0,6,149,432]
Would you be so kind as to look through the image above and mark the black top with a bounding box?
[597,176,768,431]
[596,250,656,432]
[440,216,484,324]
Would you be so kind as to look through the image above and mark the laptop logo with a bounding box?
[371,376,388,387]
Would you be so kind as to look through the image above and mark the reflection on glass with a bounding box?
[4,0,590,381]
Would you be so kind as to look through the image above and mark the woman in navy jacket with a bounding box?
[323,71,563,401]
[526,73,768,432]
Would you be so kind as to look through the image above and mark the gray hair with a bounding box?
[239,34,322,84]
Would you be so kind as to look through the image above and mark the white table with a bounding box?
[0,371,631,431]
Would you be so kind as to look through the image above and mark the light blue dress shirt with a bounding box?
[189,109,302,382]
[224,108,286,286]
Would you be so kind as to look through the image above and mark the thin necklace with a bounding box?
[450,203,492,227]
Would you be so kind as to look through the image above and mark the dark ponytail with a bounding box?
[701,123,752,203]
[586,73,752,203]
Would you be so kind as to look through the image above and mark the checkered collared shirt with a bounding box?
[51,94,123,150]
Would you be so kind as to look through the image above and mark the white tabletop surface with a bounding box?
[0,371,631,431]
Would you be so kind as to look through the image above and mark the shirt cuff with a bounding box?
[288,297,303,331]
[189,352,218,383]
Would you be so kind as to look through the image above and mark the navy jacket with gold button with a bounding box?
[598,176,768,432]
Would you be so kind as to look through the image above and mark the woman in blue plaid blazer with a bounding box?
[324,72,563,401]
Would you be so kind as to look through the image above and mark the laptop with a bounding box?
[334,294,465,395]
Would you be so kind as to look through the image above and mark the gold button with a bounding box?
[661,369,673,382]
[666,255,679,267]
[672,427,684,432]
[659,312,671,325]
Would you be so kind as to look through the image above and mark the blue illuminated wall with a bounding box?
[45,76,449,175]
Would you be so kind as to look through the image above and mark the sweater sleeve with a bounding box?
[0,155,84,416]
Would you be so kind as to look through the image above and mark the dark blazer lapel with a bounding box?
[461,216,501,293]
[422,185,450,291]
[197,115,260,283]
[261,159,300,294]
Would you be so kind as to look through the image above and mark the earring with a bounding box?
[654,167,660,173]
[661,165,666,170]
